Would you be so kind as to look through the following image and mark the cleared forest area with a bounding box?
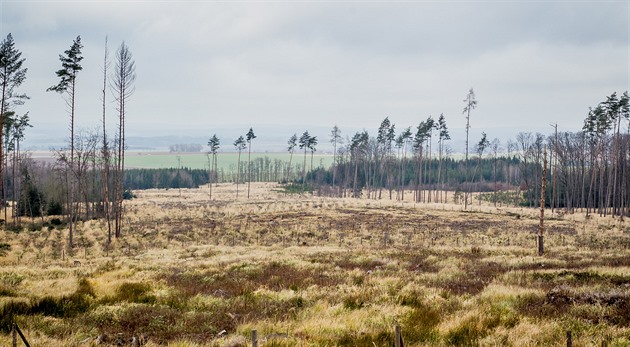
[1,183,629,346]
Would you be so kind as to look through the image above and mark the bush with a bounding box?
[28,223,44,232]
[47,201,63,216]
[122,190,136,200]
[50,218,63,226]
[17,185,44,218]
[5,223,23,233]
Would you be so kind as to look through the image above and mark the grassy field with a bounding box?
[1,183,630,346]
[124,152,334,170]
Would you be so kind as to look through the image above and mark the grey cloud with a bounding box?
[1,1,627,150]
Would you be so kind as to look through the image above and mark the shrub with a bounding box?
[28,223,44,232]
[47,201,63,216]
[5,223,23,233]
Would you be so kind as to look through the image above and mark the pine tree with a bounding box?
[47,35,83,247]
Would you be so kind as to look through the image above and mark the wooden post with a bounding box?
[394,325,404,347]
[12,323,30,347]
[12,323,17,347]
[566,330,572,347]
[252,329,258,347]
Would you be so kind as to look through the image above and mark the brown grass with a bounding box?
[0,183,629,346]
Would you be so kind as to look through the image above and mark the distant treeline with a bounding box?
[124,168,208,190]
[300,130,630,216]
[169,143,203,153]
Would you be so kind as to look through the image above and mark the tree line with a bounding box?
[296,91,629,219]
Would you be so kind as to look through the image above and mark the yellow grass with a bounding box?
[0,182,629,346]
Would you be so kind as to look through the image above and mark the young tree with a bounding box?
[286,133,297,182]
[233,136,246,199]
[207,134,220,200]
[111,41,136,238]
[0,33,28,220]
[47,35,83,247]
[246,128,256,199]
[462,88,477,209]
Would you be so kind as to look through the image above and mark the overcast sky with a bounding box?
[1,1,628,150]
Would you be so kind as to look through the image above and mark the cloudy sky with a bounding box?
[1,0,628,150]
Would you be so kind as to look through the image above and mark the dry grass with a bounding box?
[1,182,629,346]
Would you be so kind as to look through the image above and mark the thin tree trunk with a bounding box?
[0,76,7,225]
[69,79,75,248]
[101,39,112,244]
[538,146,547,256]
[236,151,241,199]
[247,143,252,199]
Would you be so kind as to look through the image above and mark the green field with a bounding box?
[125,152,334,170]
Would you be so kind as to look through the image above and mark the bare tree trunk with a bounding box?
[101,38,112,244]
[69,79,75,248]
[538,146,547,256]
[236,150,241,198]
[1,77,7,226]
[247,143,252,199]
